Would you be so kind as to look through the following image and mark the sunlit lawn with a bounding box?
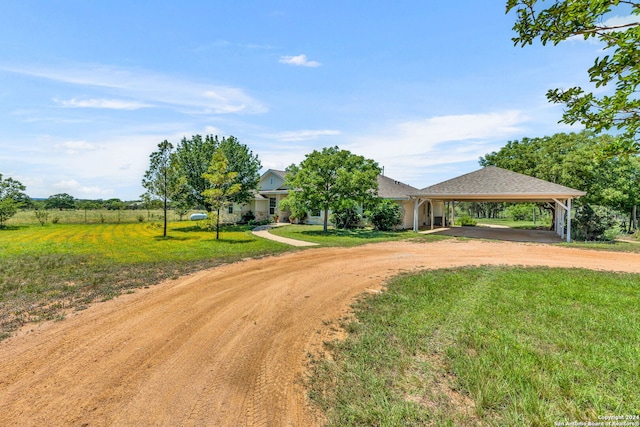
[0,221,291,338]
[269,224,450,246]
[474,218,552,229]
[309,266,640,426]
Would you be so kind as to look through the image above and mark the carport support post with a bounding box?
[413,198,425,232]
[566,198,572,242]
[553,198,572,243]
[429,200,434,230]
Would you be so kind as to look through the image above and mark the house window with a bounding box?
[311,209,321,217]
[228,205,234,214]
[269,197,276,215]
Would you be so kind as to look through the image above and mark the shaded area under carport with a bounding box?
[421,226,563,243]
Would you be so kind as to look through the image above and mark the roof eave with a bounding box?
[409,192,586,201]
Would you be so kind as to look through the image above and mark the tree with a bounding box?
[174,135,260,211]
[284,146,381,233]
[218,136,261,205]
[507,0,640,154]
[142,140,186,237]
[202,149,242,240]
[480,131,640,230]
[0,173,28,227]
[45,193,76,210]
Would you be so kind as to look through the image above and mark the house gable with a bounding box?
[259,169,288,192]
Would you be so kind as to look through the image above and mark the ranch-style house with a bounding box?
[221,166,585,242]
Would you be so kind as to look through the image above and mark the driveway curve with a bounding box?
[1,240,639,426]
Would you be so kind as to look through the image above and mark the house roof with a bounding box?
[267,169,287,179]
[410,166,586,202]
[259,169,416,199]
[377,174,418,200]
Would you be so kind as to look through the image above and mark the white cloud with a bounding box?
[51,179,114,197]
[2,63,267,115]
[349,110,526,156]
[56,98,152,110]
[262,129,340,142]
[344,111,529,187]
[55,140,99,155]
[204,126,221,135]
[279,54,322,67]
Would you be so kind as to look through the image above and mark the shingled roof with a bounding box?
[411,166,586,202]
[377,174,418,199]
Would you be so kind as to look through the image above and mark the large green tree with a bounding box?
[45,193,76,210]
[142,140,186,237]
[480,131,640,229]
[507,0,640,154]
[174,135,260,211]
[284,146,381,233]
[0,173,28,227]
[202,149,242,240]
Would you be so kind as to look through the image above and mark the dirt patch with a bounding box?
[1,240,639,426]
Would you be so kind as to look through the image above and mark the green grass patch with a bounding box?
[270,224,450,246]
[308,267,640,426]
[0,222,291,337]
[475,218,552,229]
[7,208,191,225]
[560,240,640,253]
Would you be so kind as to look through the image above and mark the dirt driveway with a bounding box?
[1,240,639,426]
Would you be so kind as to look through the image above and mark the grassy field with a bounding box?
[0,221,447,339]
[308,266,640,426]
[269,224,451,246]
[8,208,191,225]
[3,218,640,424]
[473,218,553,229]
[0,221,292,339]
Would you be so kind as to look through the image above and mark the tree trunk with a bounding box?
[632,205,638,231]
[323,207,329,233]
[216,207,221,240]
[163,197,168,238]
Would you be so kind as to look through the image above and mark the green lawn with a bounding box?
[308,267,640,426]
[0,222,292,338]
[269,224,450,246]
[474,218,552,229]
[0,221,439,339]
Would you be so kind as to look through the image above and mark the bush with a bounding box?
[572,204,616,241]
[505,203,534,221]
[240,210,255,224]
[34,209,49,226]
[366,199,402,231]
[455,215,477,226]
[330,201,361,229]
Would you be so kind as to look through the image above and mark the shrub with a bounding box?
[330,201,361,229]
[240,210,256,224]
[51,216,60,224]
[572,204,616,241]
[366,199,402,231]
[137,215,145,222]
[34,209,49,226]
[505,203,534,221]
[455,215,477,226]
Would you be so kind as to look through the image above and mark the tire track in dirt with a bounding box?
[1,240,640,426]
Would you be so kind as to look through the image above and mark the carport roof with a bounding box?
[410,166,586,202]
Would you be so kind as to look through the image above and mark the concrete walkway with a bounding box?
[251,224,319,247]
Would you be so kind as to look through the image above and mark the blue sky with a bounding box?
[0,1,621,200]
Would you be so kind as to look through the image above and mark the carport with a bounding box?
[410,166,587,242]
